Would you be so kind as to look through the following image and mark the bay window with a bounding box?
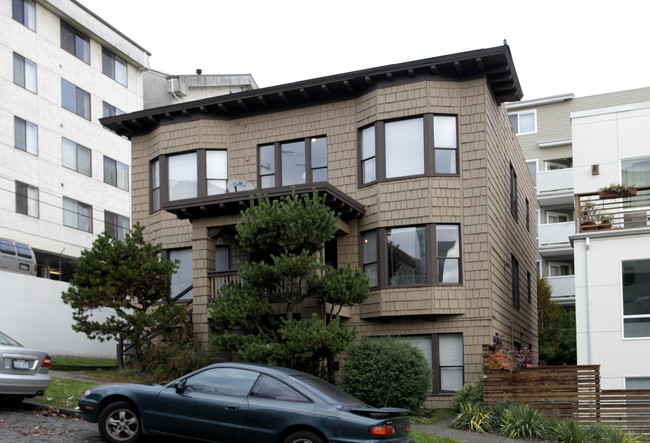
[362,224,461,288]
[359,114,458,185]
[259,136,328,189]
[151,149,228,208]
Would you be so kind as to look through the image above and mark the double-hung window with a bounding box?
[151,159,160,212]
[362,224,461,288]
[206,150,227,195]
[14,117,37,155]
[62,138,91,176]
[399,333,464,393]
[63,197,92,232]
[508,110,536,134]
[360,114,458,185]
[622,259,650,338]
[13,0,35,30]
[15,181,38,217]
[259,137,328,188]
[61,21,90,63]
[102,48,127,86]
[105,211,129,241]
[104,156,129,191]
[61,79,90,120]
[13,53,37,93]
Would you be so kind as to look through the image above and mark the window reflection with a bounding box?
[387,226,427,286]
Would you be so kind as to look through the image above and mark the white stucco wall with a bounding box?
[573,231,650,389]
[0,270,116,359]
[572,102,650,194]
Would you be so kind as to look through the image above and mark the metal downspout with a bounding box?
[585,236,593,365]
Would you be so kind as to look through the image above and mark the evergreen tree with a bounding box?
[538,276,576,365]
[61,224,186,366]
[210,190,369,377]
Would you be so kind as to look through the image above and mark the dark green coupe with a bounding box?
[79,362,413,443]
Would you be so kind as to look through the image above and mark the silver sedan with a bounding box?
[0,330,51,403]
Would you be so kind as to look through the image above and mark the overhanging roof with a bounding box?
[165,182,365,222]
[102,45,523,138]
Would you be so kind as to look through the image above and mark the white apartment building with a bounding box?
[571,102,650,389]
[2,0,150,280]
[506,87,650,307]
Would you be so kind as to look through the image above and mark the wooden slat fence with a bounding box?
[483,346,650,434]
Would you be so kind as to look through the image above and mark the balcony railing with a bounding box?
[537,168,573,195]
[576,186,650,233]
[538,222,575,248]
[547,275,575,306]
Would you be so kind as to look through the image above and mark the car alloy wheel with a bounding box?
[283,430,324,443]
[98,401,142,443]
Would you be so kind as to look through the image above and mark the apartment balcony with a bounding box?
[576,186,650,234]
[538,221,575,257]
[547,275,575,306]
[537,168,574,207]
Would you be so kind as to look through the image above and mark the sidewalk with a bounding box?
[412,416,534,443]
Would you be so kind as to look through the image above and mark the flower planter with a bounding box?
[599,188,637,199]
[581,221,598,231]
[597,223,612,230]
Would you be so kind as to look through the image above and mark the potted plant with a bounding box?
[580,200,599,231]
[598,183,637,199]
[597,213,613,230]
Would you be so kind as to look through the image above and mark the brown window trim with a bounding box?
[361,223,462,289]
[257,136,327,189]
[357,114,459,188]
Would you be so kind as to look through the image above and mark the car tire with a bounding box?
[98,400,142,443]
[283,430,325,443]
[0,395,25,405]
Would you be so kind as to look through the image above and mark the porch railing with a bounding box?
[209,270,241,298]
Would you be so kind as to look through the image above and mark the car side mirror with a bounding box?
[176,379,186,392]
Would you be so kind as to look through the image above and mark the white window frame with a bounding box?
[547,211,569,224]
[549,262,572,277]
[620,155,650,188]
[546,161,568,171]
[509,109,537,135]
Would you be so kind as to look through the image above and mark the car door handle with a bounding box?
[226,404,239,411]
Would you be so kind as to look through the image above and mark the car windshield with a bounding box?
[0,331,22,347]
[290,374,367,407]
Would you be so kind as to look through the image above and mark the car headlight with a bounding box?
[82,389,92,397]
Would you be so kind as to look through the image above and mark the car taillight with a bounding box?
[42,355,51,368]
[369,425,395,437]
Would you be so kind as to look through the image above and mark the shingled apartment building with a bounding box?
[102,44,537,407]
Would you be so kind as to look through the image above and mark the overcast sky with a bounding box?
[79,0,648,101]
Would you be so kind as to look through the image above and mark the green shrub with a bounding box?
[499,403,549,440]
[451,402,491,433]
[140,328,213,382]
[451,377,483,412]
[340,336,432,411]
[591,423,645,443]
[550,418,594,443]
[486,400,517,429]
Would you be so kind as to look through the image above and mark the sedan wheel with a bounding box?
[98,401,142,443]
[283,430,324,443]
